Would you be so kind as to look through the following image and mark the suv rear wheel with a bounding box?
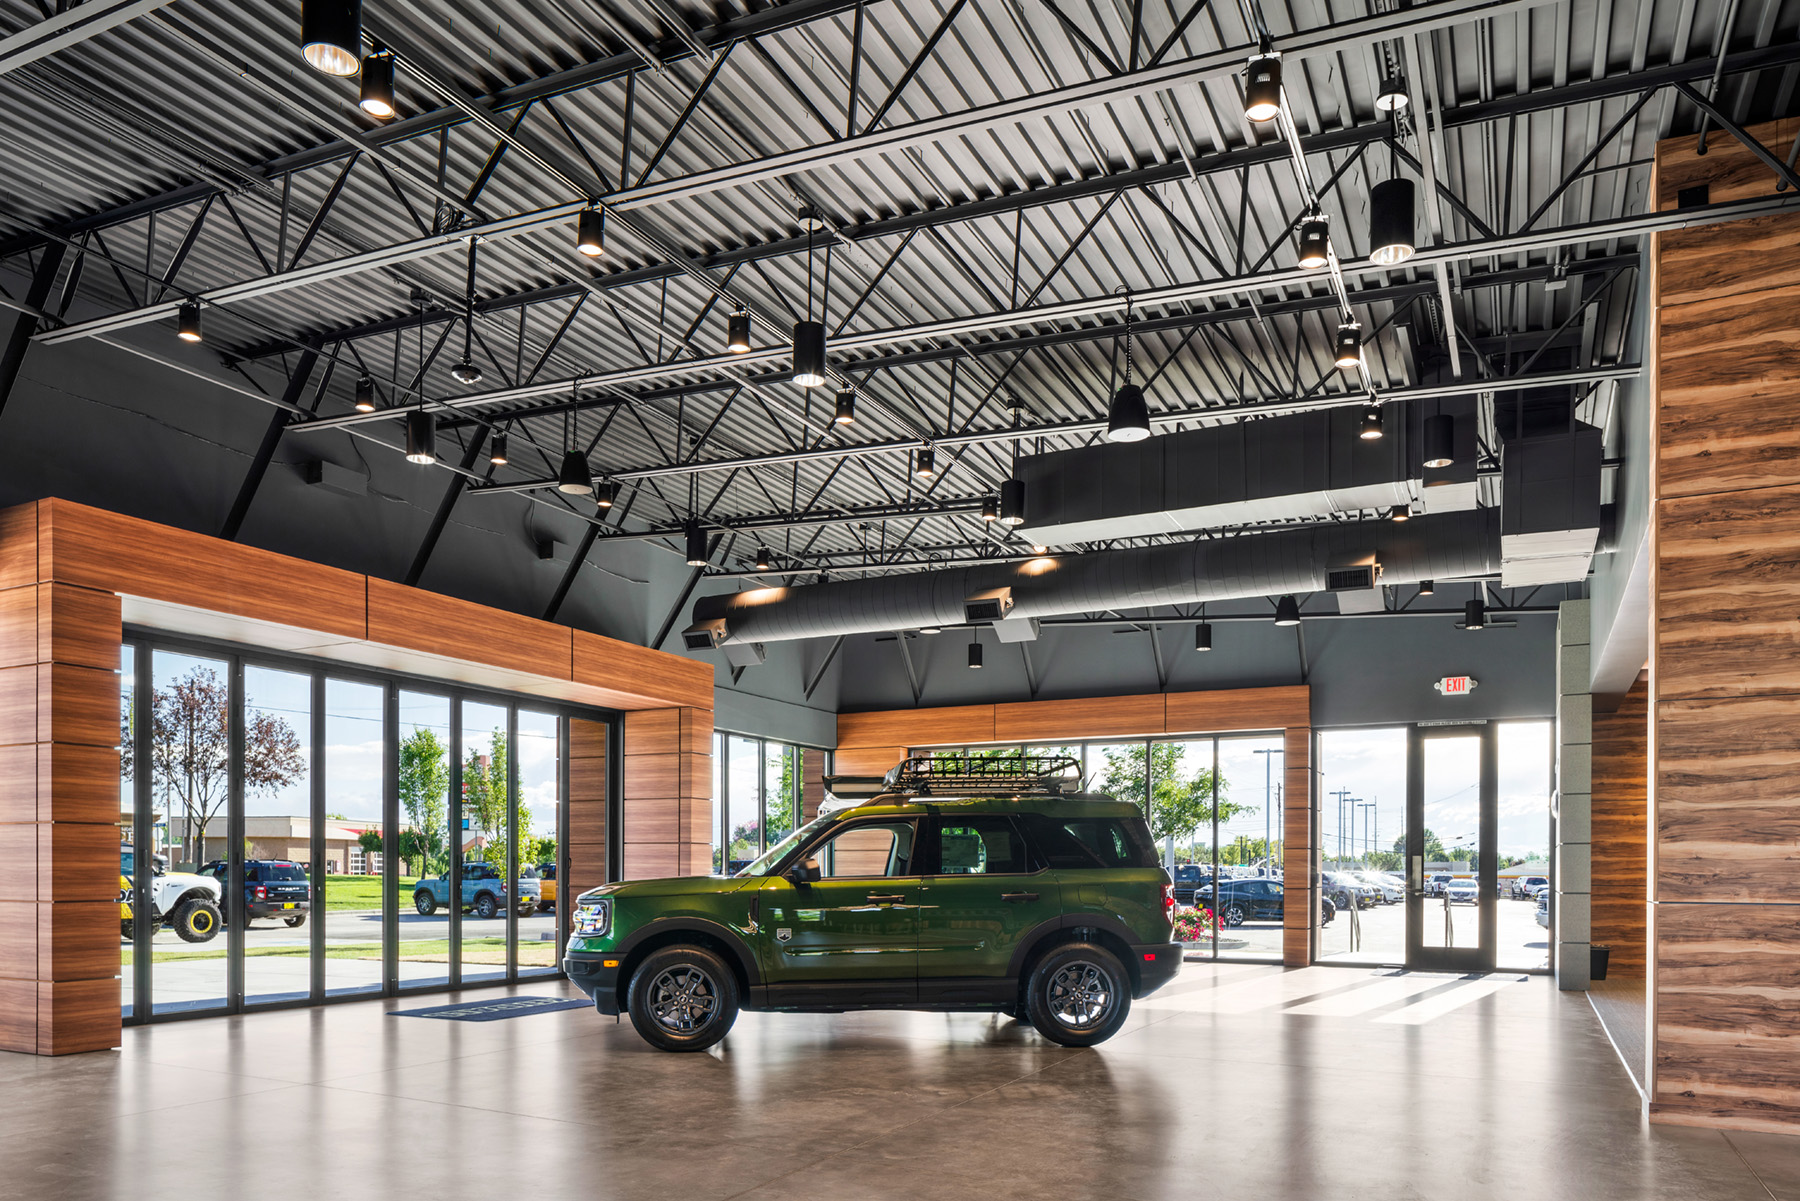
[173,897,222,943]
[626,945,740,1052]
[471,893,499,920]
[1023,942,1131,1048]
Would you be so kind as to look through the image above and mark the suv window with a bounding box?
[1056,817,1159,869]
[263,863,306,881]
[815,821,916,878]
[931,818,1034,875]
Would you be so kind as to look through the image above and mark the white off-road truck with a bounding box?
[120,845,223,943]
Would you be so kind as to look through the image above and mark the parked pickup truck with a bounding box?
[412,861,538,919]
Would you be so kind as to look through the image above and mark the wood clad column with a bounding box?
[621,707,712,878]
[0,504,123,1054]
[801,748,825,823]
[1281,725,1314,968]
[1650,118,1800,1131]
[565,718,609,899]
[1591,678,1647,978]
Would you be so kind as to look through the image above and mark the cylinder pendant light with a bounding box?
[1375,75,1410,113]
[557,450,593,495]
[999,478,1026,526]
[754,546,773,571]
[301,0,362,76]
[980,497,998,522]
[404,410,436,464]
[1369,177,1417,265]
[359,48,395,118]
[595,479,616,510]
[1423,413,1455,468]
[914,445,936,478]
[1333,323,1363,370]
[1243,54,1283,122]
[1194,622,1213,652]
[685,522,709,567]
[791,320,827,387]
[176,301,202,343]
[1274,595,1301,627]
[968,633,983,669]
[488,434,508,466]
[354,375,376,412]
[1296,215,1330,269]
[576,207,605,257]
[727,306,752,353]
[1418,579,1435,596]
[1359,404,1385,441]
[1390,504,1410,523]
[833,387,856,425]
[1464,596,1487,630]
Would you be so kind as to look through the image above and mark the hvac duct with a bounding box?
[1499,421,1604,586]
[690,510,1505,646]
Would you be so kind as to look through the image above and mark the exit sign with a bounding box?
[1436,675,1478,696]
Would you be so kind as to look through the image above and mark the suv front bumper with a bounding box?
[1133,943,1180,997]
[564,952,623,1015]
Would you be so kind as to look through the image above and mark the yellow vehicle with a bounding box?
[535,863,556,913]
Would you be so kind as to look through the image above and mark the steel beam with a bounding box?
[219,347,321,541]
[0,244,64,420]
[0,0,173,76]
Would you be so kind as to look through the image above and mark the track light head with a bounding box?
[1423,413,1456,469]
[404,409,436,465]
[1369,177,1418,265]
[556,450,593,496]
[1375,75,1410,113]
[488,434,508,466]
[595,479,617,510]
[685,522,709,567]
[359,48,396,118]
[834,387,856,425]
[1359,404,1385,441]
[1464,597,1487,630]
[354,375,376,412]
[576,207,605,257]
[791,320,827,387]
[1418,579,1435,596]
[176,301,202,343]
[450,360,483,384]
[1274,595,1301,627]
[1194,622,1213,652]
[726,306,752,354]
[754,546,773,571]
[1106,383,1152,443]
[1390,504,1410,522]
[1333,322,1363,370]
[980,497,999,522]
[999,478,1026,526]
[1296,215,1330,269]
[914,445,936,478]
[301,0,362,76]
[1243,53,1283,122]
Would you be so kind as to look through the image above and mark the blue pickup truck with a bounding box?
[412,861,538,919]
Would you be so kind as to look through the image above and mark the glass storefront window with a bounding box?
[118,645,134,1019]
[517,710,561,977]
[241,665,313,1004]
[1497,721,1553,971]
[456,698,506,986]
[324,678,384,997]
[1317,727,1406,965]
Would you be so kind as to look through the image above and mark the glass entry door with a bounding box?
[1405,725,1497,973]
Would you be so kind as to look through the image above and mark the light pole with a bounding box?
[1253,748,1282,876]
[1357,802,1376,863]
[1327,787,1357,866]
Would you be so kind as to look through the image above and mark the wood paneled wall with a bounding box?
[1591,678,1647,978]
[566,719,609,900]
[1650,120,1800,1131]
[0,498,714,1054]
[620,707,712,879]
[836,686,1315,965]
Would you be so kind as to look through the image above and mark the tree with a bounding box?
[398,727,449,877]
[1394,829,1448,862]
[463,730,530,872]
[1096,743,1249,866]
[143,665,302,866]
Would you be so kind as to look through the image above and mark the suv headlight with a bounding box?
[574,899,611,937]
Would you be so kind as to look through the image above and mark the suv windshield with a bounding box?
[736,813,834,877]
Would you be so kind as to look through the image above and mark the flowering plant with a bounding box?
[1171,907,1218,941]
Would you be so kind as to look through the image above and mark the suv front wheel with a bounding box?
[1023,942,1131,1048]
[627,945,740,1052]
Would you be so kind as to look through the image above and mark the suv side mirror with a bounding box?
[787,858,822,886]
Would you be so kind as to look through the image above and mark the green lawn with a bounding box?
[321,874,414,911]
[125,937,556,967]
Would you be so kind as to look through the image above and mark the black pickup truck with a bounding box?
[199,859,312,928]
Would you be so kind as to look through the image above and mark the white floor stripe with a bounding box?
[1138,967,1346,1014]
[1374,975,1520,1024]
[1283,972,1465,1017]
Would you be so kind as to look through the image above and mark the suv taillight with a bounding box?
[1163,884,1175,915]
[254,884,267,900]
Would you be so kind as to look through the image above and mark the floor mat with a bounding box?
[388,996,589,1021]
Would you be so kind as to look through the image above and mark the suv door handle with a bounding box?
[1000,892,1039,903]
[866,893,906,904]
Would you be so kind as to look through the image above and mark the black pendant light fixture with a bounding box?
[1418,579,1435,596]
[791,211,827,386]
[359,46,396,118]
[968,630,983,669]
[915,444,936,478]
[488,433,508,466]
[1106,292,1152,443]
[685,522,709,567]
[754,546,773,571]
[556,401,592,495]
[576,207,605,257]
[726,305,752,354]
[176,301,202,343]
[1194,622,1213,652]
[1389,504,1410,522]
[1274,595,1301,627]
[1423,413,1456,468]
[301,0,362,76]
[1359,404,1384,441]
[449,240,483,384]
[999,478,1026,526]
[404,409,436,464]
[354,375,377,412]
[1464,596,1487,630]
[1243,49,1282,122]
[980,497,998,522]
[1369,177,1417,265]
[1296,214,1330,269]
[595,479,617,510]
[1375,75,1410,113]
[833,387,856,425]
[1333,322,1363,370]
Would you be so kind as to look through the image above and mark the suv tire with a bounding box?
[1222,902,1247,927]
[414,891,437,916]
[285,913,306,928]
[1023,941,1131,1048]
[471,893,499,920]
[173,897,222,943]
[627,945,740,1052]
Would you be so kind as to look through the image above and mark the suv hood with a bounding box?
[160,872,220,894]
[578,875,750,902]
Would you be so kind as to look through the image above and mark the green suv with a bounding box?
[563,757,1179,1051]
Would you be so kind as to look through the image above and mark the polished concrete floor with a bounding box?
[5,963,1798,1201]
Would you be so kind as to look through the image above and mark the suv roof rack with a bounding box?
[881,754,1083,798]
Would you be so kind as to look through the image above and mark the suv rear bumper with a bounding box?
[1133,943,1180,997]
[564,952,622,1015]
